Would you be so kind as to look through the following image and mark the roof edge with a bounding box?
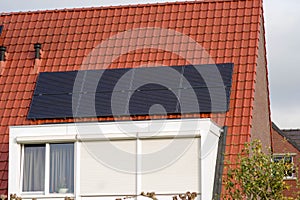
[282,128,300,132]
[260,3,273,151]
[0,0,259,16]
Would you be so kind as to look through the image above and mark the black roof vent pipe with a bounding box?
[34,43,42,59]
[0,46,6,61]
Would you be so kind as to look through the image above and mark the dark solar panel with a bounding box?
[131,66,183,90]
[29,94,73,119]
[0,26,3,35]
[28,63,234,119]
[34,71,79,95]
[128,89,179,115]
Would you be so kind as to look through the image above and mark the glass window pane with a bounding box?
[273,155,294,177]
[23,144,45,192]
[49,143,74,193]
[273,155,283,162]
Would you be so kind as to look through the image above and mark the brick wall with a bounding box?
[272,125,300,198]
[251,18,272,150]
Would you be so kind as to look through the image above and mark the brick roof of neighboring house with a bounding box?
[0,0,267,195]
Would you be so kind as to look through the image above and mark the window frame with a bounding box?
[273,154,297,180]
[9,130,79,199]
[21,143,75,195]
[21,144,46,194]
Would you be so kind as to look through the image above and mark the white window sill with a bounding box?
[284,177,297,181]
[20,193,75,199]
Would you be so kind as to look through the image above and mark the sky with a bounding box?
[1,0,299,129]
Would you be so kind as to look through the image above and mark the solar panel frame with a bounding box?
[28,63,234,119]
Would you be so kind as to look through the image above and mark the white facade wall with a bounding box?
[9,119,221,200]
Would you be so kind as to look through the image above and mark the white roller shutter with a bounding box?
[140,138,200,194]
[80,140,136,195]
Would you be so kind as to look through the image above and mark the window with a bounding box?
[22,143,74,194]
[273,155,295,179]
[22,145,45,192]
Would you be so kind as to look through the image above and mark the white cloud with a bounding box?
[271,105,300,129]
[264,0,300,128]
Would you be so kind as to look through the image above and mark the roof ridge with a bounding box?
[282,129,300,132]
[0,0,261,16]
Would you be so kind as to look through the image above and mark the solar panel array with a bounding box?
[28,63,234,119]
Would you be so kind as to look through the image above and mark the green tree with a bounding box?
[223,140,296,200]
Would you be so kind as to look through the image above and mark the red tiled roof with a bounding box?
[0,0,266,195]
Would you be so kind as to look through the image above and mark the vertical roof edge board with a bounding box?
[212,126,227,200]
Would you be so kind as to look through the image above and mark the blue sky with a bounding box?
[1,0,299,129]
